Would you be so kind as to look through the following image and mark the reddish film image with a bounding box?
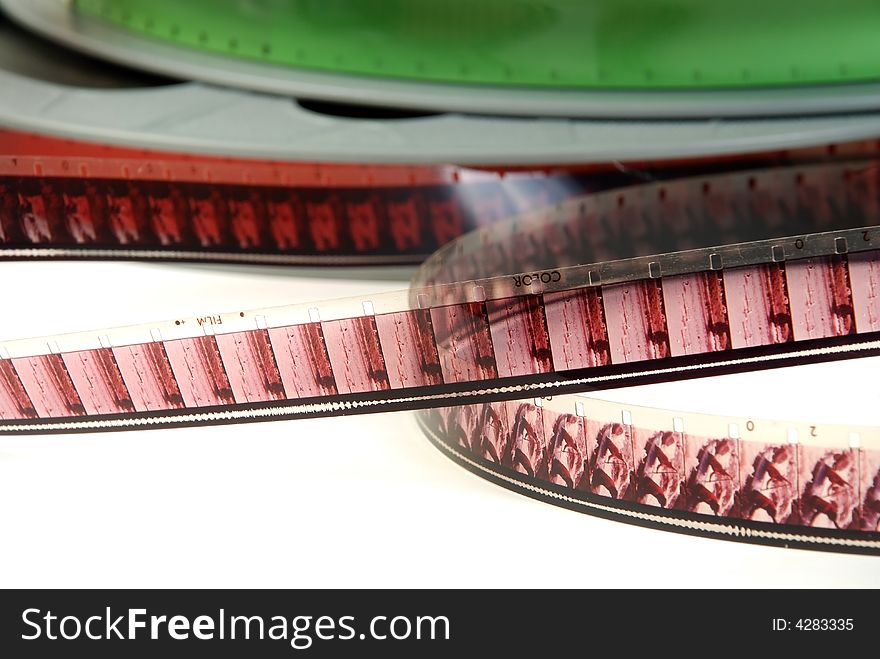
[374,310,443,389]
[538,211,583,270]
[724,264,794,349]
[62,348,135,415]
[147,184,191,246]
[661,271,731,357]
[795,169,840,232]
[430,400,880,536]
[440,402,483,452]
[268,323,337,398]
[603,191,643,260]
[427,196,466,248]
[322,316,391,394]
[61,181,103,244]
[544,412,589,490]
[266,190,304,250]
[0,359,37,419]
[845,165,880,226]
[346,196,383,252]
[630,429,684,508]
[163,336,235,407]
[107,182,148,245]
[785,256,856,340]
[486,295,554,378]
[586,421,634,500]
[214,329,286,403]
[472,402,513,465]
[419,405,450,444]
[40,181,70,243]
[11,354,85,418]
[855,448,880,531]
[229,188,268,249]
[437,401,587,485]
[386,195,424,251]
[792,445,859,529]
[655,182,698,248]
[701,176,744,239]
[445,401,519,465]
[113,342,186,411]
[748,171,794,236]
[602,280,670,364]
[847,250,880,333]
[543,287,611,371]
[305,197,341,252]
[431,302,498,384]
[0,178,23,244]
[507,402,554,479]
[17,179,56,243]
[680,436,739,517]
[738,441,798,524]
[0,172,545,257]
[505,224,550,277]
[189,186,230,247]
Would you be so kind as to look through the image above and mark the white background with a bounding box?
[0,259,878,588]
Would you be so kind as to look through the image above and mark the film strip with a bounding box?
[2,132,880,553]
[0,131,636,265]
[4,129,880,265]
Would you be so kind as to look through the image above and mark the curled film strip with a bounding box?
[8,127,880,265]
[6,0,880,117]
[1,129,880,553]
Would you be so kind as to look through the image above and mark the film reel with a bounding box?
[2,7,879,552]
[6,0,880,117]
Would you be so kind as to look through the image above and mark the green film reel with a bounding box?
[75,0,880,89]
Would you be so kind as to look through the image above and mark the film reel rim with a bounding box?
[8,69,880,166]
[6,0,880,120]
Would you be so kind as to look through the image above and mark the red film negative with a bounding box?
[421,397,880,546]
[2,130,880,553]
[62,347,135,415]
[112,342,185,412]
[11,353,84,418]
[322,315,391,394]
[631,428,684,509]
[374,310,443,390]
[4,127,880,264]
[267,324,337,399]
[214,330,286,403]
